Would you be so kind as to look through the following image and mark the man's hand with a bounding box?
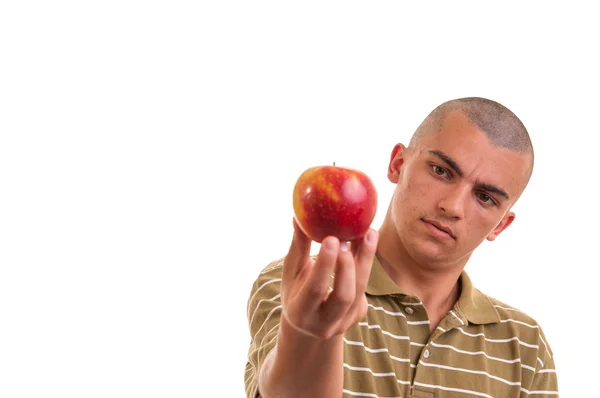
[281,218,379,340]
[257,219,379,398]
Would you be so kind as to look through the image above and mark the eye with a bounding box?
[476,192,496,206]
[431,164,450,179]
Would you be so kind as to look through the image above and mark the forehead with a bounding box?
[415,111,531,197]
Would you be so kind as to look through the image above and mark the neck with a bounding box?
[378,251,461,312]
[376,221,466,315]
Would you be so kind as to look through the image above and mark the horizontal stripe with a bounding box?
[408,320,430,325]
[344,338,412,365]
[538,369,556,374]
[368,303,406,317]
[539,334,552,358]
[246,278,281,315]
[251,304,281,336]
[455,327,539,349]
[419,360,521,387]
[449,310,465,325]
[263,327,279,346]
[413,382,493,398]
[248,293,280,328]
[367,304,429,324]
[343,363,412,387]
[344,363,397,378]
[357,321,410,340]
[342,388,402,398]
[434,343,536,371]
[430,341,521,363]
[520,387,559,395]
[259,323,279,346]
[260,260,284,274]
[344,338,389,354]
[494,304,520,312]
[399,301,423,306]
[500,318,539,329]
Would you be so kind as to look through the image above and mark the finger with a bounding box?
[349,230,370,257]
[297,236,339,312]
[353,229,379,294]
[349,238,360,258]
[321,241,356,321]
[282,218,312,283]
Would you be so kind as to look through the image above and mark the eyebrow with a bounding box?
[428,150,510,200]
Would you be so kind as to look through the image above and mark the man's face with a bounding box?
[387,110,532,267]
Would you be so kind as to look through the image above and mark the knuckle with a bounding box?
[308,283,329,297]
[346,298,368,324]
[335,291,355,307]
[356,298,368,318]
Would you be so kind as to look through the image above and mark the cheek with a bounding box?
[401,169,430,197]
[394,173,430,215]
[464,210,499,238]
[405,174,444,211]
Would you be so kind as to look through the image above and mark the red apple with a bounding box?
[292,163,378,243]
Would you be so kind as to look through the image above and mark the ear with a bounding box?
[486,211,515,241]
[388,144,407,183]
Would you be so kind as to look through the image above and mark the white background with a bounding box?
[1,1,597,397]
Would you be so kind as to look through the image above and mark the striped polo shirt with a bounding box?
[245,256,559,398]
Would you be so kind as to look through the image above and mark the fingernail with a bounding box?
[340,242,349,252]
[323,238,337,252]
[366,230,377,243]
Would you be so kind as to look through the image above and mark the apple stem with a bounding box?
[333,161,336,167]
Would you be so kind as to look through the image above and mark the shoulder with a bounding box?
[251,257,285,284]
[246,257,285,310]
[484,294,543,328]
[481,291,555,360]
[245,257,286,349]
[485,294,541,327]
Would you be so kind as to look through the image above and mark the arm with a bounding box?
[255,219,378,398]
[524,328,559,397]
[258,316,344,397]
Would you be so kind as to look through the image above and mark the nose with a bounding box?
[437,185,468,219]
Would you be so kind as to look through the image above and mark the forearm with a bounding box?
[258,316,344,398]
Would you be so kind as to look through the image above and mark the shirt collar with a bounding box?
[366,255,500,325]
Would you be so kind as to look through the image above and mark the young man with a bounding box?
[244,97,559,397]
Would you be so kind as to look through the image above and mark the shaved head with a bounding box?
[409,97,534,180]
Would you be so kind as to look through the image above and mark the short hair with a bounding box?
[409,96,534,175]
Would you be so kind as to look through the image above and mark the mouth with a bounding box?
[422,219,456,240]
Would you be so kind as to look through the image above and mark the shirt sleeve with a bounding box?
[244,259,285,398]
[526,326,559,397]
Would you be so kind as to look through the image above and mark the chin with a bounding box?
[407,241,457,267]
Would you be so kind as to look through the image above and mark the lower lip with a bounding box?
[423,221,453,240]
